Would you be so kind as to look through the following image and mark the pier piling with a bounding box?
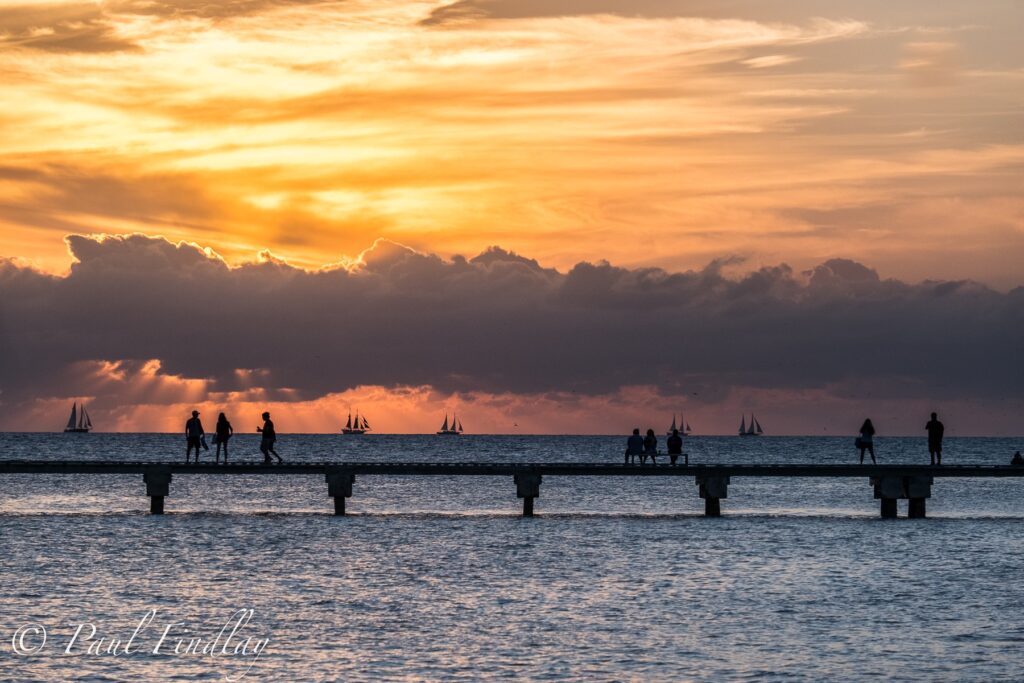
[906,476,933,519]
[514,472,542,517]
[873,477,902,519]
[326,470,355,516]
[872,476,933,519]
[697,476,729,517]
[143,469,172,515]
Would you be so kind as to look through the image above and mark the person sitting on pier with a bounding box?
[185,410,204,463]
[856,418,876,464]
[667,429,683,465]
[926,412,944,466]
[257,411,283,464]
[1012,451,1023,466]
[215,412,233,464]
[642,429,658,465]
[624,428,644,464]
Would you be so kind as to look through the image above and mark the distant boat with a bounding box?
[64,402,92,433]
[436,413,463,436]
[341,410,371,435]
[738,413,763,437]
[667,413,694,436]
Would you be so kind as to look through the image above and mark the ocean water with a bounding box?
[1,433,1023,682]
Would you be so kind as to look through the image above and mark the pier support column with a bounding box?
[696,476,729,517]
[325,470,355,516]
[514,472,542,517]
[872,476,933,519]
[872,477,902,519]
[906,476,933,519]
[143,469,172,515]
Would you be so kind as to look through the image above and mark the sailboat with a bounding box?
[436,413,464,436]
[63,402,92,433]
[667,413,694,436]
[341,410,371,435]
[738,413,763,437]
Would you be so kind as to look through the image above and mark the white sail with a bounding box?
[738,415,746,435]
[66,402,78,430]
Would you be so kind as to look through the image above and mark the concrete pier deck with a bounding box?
[2,460,1022,517]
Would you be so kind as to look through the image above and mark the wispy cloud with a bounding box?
[1,1,1023,285]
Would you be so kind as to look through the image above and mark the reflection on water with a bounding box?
[1,434,1023,680]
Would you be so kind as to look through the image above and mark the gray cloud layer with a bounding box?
[0,235,1019,417]
[1,235,1021,414]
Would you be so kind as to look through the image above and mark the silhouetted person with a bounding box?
[642,428,658,465]
[215,412,233,464]
[185,410,204,463]
[624,428,644,464]
[857,418,876,464]
[257,411,282,463]
[925,412,944,465]
[1012,451,1023,466]
[667,429,683,465]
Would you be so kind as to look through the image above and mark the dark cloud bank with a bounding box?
[1,234,1022,416]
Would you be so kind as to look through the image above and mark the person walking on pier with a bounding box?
[856,419,876,464]
[185,410,204,463]
[215,412,233,464]
[258,411,283,463]
[642,428,659,465]
[926,412,945,465]
[667,429,683,465]
[625,428,644,464]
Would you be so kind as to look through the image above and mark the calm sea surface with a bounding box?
[1,433,1023,682]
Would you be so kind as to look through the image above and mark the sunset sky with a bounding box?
[1,1,1022,434]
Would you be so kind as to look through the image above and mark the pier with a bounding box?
[3,460,1024,518]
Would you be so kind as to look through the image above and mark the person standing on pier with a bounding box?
[642,428,659,465]
[625,428,644,464]
[215,412,233,464]
[258,411,283,463]
[856,419,876,464]
[185,410,204,463]
[926,412,945,465]
[667,429,683,465]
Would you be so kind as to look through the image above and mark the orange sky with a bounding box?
[1,2,1023,435]
[1,1,1022,286]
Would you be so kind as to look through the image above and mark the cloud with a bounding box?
[1,234,1021,432]
[900,41,961,86]
[0,3,138,53]
[741,54,800,69]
